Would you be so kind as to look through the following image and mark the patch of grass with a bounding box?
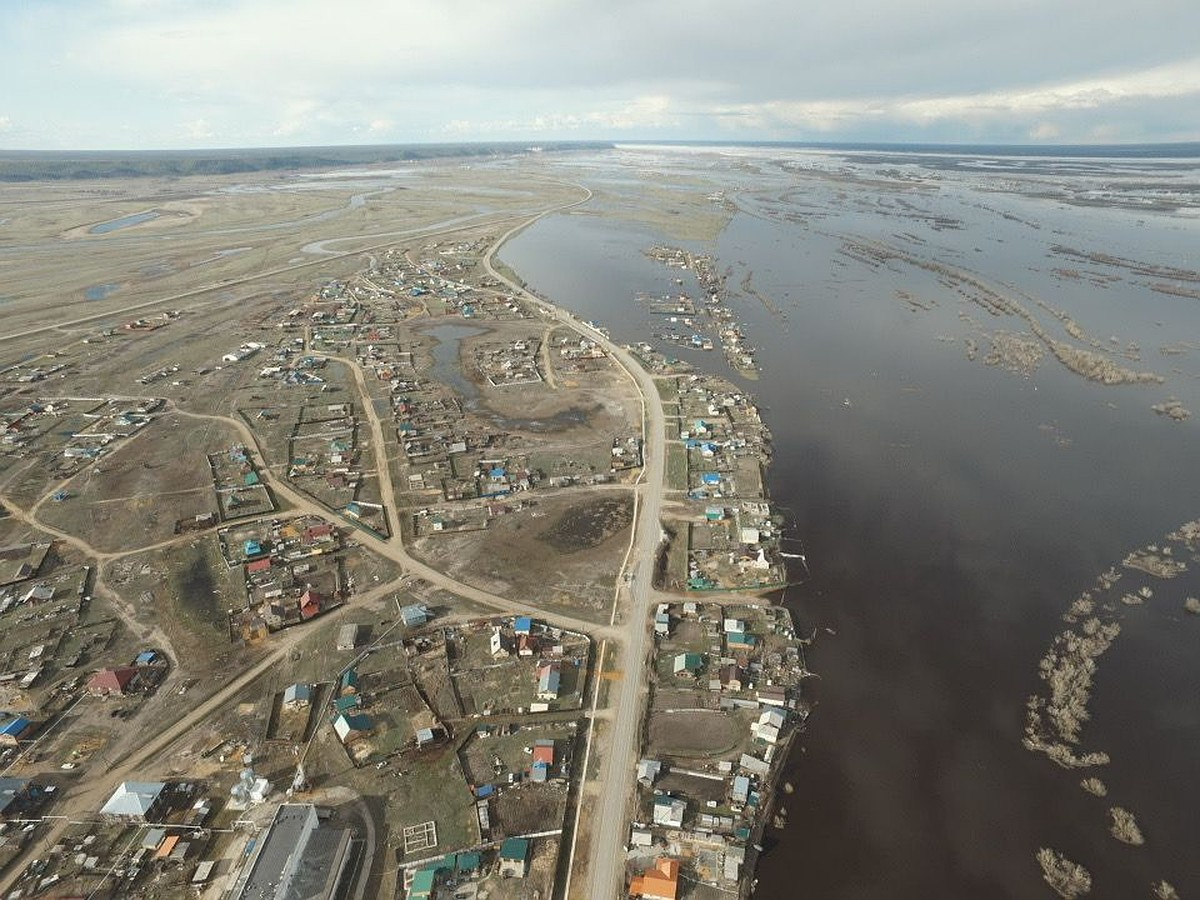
[666,443,689,492]
[386,744,478,860]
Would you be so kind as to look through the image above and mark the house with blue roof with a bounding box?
[536,662,561,700]
[400,604,429,628]
[514,616,533,635]
[283,683,312,708]
[0,718,30,746]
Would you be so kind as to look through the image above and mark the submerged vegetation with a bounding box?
[1025,514,1200,892]
[1024,616,1120,761]
[1108,806,1145,845]
[1151,398,1191,421]
[1080,777,1107,797]
[1036,848,1092,898]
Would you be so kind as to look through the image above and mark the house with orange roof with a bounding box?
[629,857,680,900]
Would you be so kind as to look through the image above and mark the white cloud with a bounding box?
[181,118,214,141]
[707,59,1200,138]
[3,0,1199,147]
[1029,122,1062,141]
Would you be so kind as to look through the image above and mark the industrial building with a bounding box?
[233,803,353,900]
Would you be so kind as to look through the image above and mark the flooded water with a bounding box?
[85,283,118,301]
[500,146,1200,897]
[419,322,486,402]
[88,210,160,234]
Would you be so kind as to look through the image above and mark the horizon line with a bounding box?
[2,138,1200,156]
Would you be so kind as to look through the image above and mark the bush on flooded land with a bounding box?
[1036,848,1091,898]
[1079,777,1106,797]
[1109,806,1145,845]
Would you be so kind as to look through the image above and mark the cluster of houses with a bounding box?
[0,561,93,713]
[474,339,544,387]
[489,616,577,710]
[0,396,161,465]
[221,516,345,641]
[633,602,809,893]
[207,443,274,520]
[405,836,535,899]
[663,373,786,591]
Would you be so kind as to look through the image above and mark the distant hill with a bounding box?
[0,141,614,182]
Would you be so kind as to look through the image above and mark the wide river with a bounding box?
[500,146,1200,898]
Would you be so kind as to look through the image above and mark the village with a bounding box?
[0,189,797,900]
[642,246,760,379]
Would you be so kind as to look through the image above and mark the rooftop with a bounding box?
[234,803,352,900]
[100,781,166,818]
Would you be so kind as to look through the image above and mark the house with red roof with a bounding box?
[87,666,138,697]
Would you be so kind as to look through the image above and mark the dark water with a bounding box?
[501,147,1200,897]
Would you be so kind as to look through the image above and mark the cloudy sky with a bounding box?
[2,0,1198,150]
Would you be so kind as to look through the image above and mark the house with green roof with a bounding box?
[407,866,438,899]
[498,837,530,878]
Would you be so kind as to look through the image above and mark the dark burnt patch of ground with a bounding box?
[540,496,633,552]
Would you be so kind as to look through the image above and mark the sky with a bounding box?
[1,0,1198,150]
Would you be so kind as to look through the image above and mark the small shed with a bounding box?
[455,851,482,876]
[336,624,359,651]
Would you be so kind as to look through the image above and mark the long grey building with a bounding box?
[234,804,353,900]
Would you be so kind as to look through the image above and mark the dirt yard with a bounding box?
[647,709,747,758]
[412,489,632,623]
